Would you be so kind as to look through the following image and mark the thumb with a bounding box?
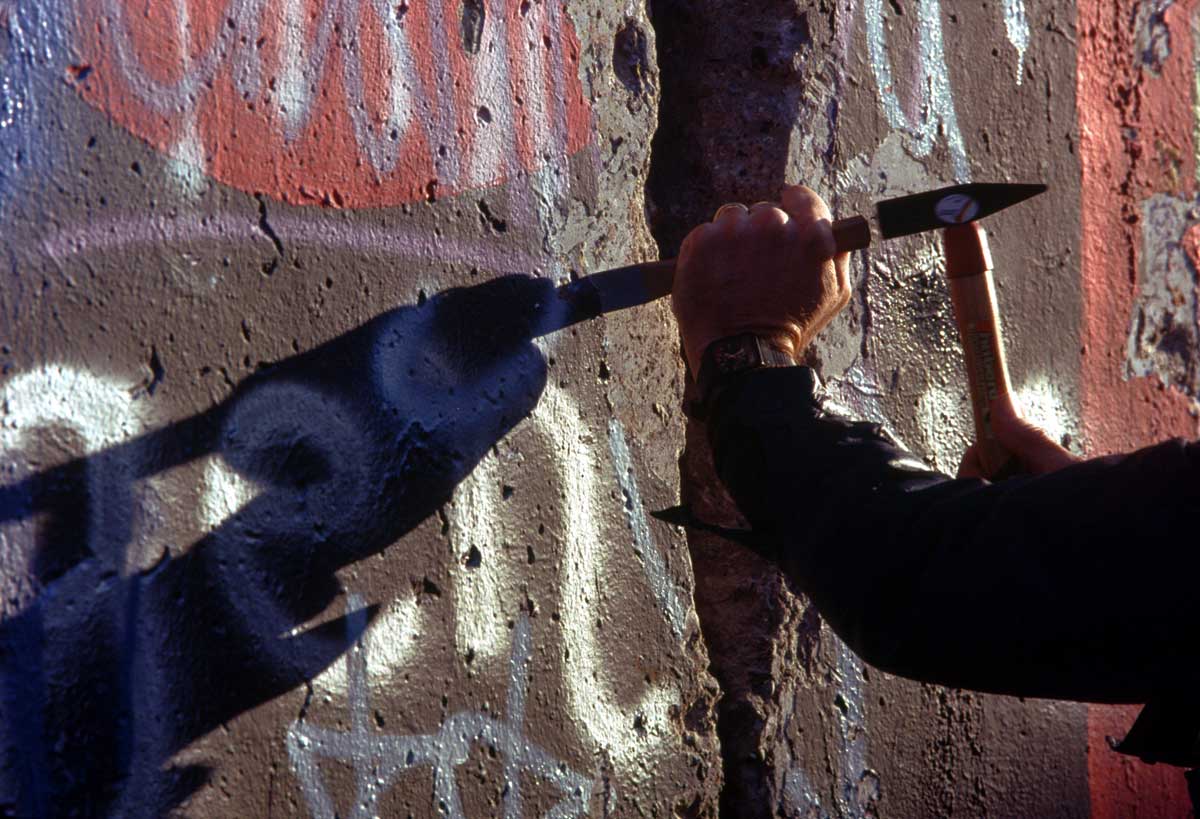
[957,442,986,479]
[990,394,1080,475]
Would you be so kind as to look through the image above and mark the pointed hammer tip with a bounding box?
[977,181,1047,213]
[1006,182,1048,209]
[1010,182,1048,197]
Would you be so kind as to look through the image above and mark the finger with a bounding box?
[747,202,789,229]
[780,184,832,230]
[713,202,748,226]
[833,246,852,307]
[990,396,1080,474]
[678,222,715,262]
[749,200,787,216]
[957,444,984,479]
[800,217,838,263]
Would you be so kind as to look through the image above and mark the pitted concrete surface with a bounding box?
[0,2,717,816]
[0,0,1197,816]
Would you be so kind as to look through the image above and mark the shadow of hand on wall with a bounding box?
[0,274,556,815]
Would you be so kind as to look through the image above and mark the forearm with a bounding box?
[708,367,1200,702]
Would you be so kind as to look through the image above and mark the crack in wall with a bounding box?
[643,1,1060,815]
[643,0,840,812]
[642,6,860,813]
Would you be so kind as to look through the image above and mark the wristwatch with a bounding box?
[688,332,798,419]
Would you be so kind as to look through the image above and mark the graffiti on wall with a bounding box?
[70,0,592,206]
[1124,5,1200,407]
[826,0,1079,474]
[1127,193,1200,399]
[0,0,704,815]
[836,0,1031,184]
[1,271,694,815]
[286,599,592,819]
[781,640,875,819]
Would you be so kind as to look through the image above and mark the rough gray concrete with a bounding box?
[0,1,719,815]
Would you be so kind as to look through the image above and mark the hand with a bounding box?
[671,185,852,374]
[957,394,1082,478]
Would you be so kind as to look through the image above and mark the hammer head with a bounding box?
[877,182,1046,241]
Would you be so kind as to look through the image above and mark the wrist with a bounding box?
[684,327,801,374]
[750,330,801,362]
[687,332,801,419]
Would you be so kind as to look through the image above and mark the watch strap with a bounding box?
[688,332,798,419]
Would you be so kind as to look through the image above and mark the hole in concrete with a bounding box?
[477,199,508,233]
[614,19,650,96]
[461,0,485,55]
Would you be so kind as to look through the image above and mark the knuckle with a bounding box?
[782,185,832,222]
[748,206,788,230]
[713,203,749,225]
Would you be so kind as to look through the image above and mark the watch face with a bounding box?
[714,339,758,372]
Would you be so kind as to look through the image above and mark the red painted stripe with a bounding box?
[1078,1,1197,815]
[73,0,592,207]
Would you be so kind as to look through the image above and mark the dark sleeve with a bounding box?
[707,366,1200,704]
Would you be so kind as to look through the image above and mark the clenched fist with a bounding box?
[671,184,852,374]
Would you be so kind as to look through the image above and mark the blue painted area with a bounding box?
[0,276,552,815]
[0,0,69,212]
[0,591,49,817]
[1135,0,1175,73]
[782,639,876,819]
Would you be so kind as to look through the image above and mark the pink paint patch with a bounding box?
[1078,0,1198,815]
[72,0,592,207]
[1089,706,1192,819]
[1077,1,1199,448]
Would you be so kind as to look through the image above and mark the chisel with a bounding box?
[550,181,1047,481]
[552,182,1045,326]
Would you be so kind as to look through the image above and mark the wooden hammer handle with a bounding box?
[942,223,1018,479]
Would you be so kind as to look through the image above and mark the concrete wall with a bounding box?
[654,0,1197,816]
[0,0,1196,816]
[0,1,719,815]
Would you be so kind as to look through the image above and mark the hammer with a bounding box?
[551,182,1046,478]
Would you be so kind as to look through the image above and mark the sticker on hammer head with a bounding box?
[935,194,981,225]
